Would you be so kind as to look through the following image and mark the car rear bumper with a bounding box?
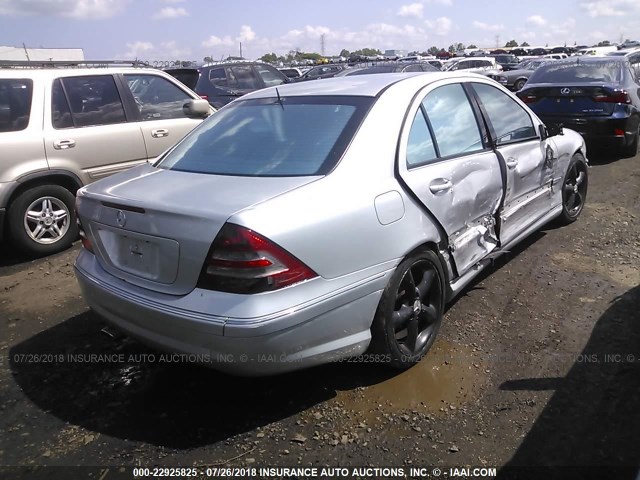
[74,249,385,376]
[538,115,634,148]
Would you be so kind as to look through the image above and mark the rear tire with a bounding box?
[8,185,78,257]
[370,249,445,369]
[557,153,588,225]
[621,124,639,158]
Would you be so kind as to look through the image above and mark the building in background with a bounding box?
[0,46,84,61]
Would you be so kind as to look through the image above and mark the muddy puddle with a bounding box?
[338,340,485,414]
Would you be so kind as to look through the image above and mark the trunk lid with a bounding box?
[78,163,319,295]
[520,83,624,117]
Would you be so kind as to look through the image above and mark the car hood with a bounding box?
[77,163,320,295]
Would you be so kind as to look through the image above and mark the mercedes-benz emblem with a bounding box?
[116,210,127,227]
[560,88,571,95]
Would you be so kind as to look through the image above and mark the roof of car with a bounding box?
[243,71,487,99]
[0,66,168,79]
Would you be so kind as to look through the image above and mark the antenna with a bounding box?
[275,87,284,109]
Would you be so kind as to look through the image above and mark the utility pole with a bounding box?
[495,35,500,49]
[239,42,243,59]
[321,34,326,57]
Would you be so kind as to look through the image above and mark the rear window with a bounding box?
[0,79,33,132]
[158,96,373,176]
[528,62,624,83]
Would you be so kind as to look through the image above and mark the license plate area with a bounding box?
[94,224,180,283]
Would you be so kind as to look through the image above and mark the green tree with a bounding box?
[504,40,519,48]
[521,42,530,47]
[427,46,440,55]
[596,40,610,47]
[339,49,350,58]
[353,48,382,56]
[203,56,213,63]
[467,44,477,49]
[260,52,278,63]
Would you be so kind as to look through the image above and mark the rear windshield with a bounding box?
[347,67,395,75]
[0,79,33,132]
[528,62,624,83]
[158,96,373,176]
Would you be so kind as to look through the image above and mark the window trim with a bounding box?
[404,80,493,171]
[52,74,130,130]
[468,81,540,148]
[0,78,33,133]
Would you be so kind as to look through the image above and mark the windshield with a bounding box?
[158,96,373,176]
[527,62,624,83]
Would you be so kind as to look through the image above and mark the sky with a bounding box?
[1,0,639,61]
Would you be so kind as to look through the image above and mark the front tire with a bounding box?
[370,249,445,369]
[557,153,588,225]
[8,185,78,256]
[514,78,527,91]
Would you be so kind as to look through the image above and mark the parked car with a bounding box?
[294,64,346,81]
[0,62,212,256]
[335,62,439,76]
[607,48,640,77]
[517,57,640,156]
[491,54,520,71]
[444,57,501,73]
[277,67,303,79]
[171,62,289,109]
[486,58,554,91]
[75,72,588,375]
[617,40,640,50]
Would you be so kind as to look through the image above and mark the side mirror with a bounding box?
[546,123,564,137]
[183,99,213,118]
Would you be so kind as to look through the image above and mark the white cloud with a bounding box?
[153,6,188,19]
[472,20,504,32]
[397,3,423,18]
[426,0,453,5]
[580,0,638,17]
[0,0,129,19]
[202,34,235,48]
[425,17,452,36]
[237,25,256,43]
[526,15,546,26]
[119,40,191,60]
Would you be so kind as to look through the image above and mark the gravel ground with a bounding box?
[0,151,638,480]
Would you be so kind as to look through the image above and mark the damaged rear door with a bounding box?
[398,81,503,276]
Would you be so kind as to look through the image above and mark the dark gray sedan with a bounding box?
[486,59,554,91]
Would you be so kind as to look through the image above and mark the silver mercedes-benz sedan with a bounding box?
[74,72,588,375]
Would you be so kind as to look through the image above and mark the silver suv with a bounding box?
[0,62,212,256]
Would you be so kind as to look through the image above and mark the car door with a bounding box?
[44,74,147,185]
[397,81,504,276]
[121,73,204,159]
[470,81,556,246]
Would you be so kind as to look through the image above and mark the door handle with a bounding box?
[506,157,518,169]
[429,179,453,194]
[53,139,76,150]
[151,129,169,138]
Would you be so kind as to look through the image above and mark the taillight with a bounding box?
[76,214,93,253]
[197,223,318,294]
[519,94,538,104]
[592,91,631,103]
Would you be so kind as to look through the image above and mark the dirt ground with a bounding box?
[0,150,639,480]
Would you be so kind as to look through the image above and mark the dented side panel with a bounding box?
[497,139,555,246]
[399,151,503,276]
